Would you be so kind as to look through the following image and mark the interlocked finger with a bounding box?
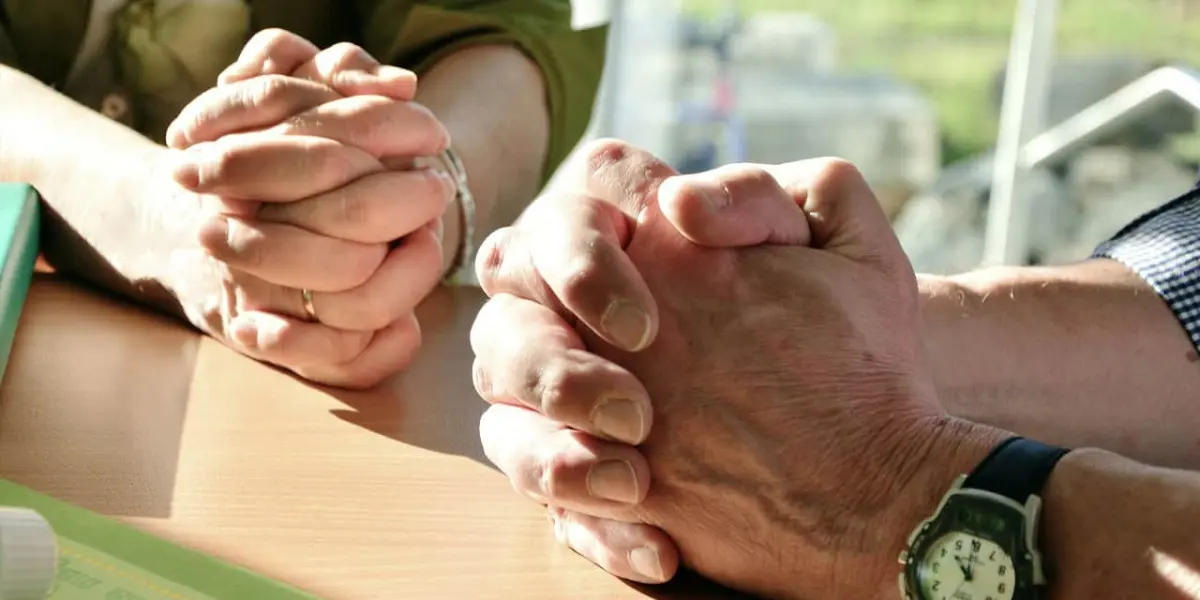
[479,403,651,515]
[292,42,417,99]
[218,28,320,84]
[173,134,382,202]
[471,294,652,445]
[167,75,340,149]
[256,168,453,244]
[549,508,678,585]
[197,214,387,292]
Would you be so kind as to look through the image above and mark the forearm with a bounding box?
[1042,448,1200,598]
[414,44,550,273]
[919,259,1200,469]
[0,65,190,313]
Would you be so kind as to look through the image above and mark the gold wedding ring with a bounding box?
[300,288,318,321]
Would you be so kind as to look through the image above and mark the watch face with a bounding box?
[916,530,1017,600]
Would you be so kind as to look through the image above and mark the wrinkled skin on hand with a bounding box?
[578,146,950,598]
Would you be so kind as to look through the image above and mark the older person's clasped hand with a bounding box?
[471,140,1005,597]
[163,30,455,389]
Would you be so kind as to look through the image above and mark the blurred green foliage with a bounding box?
[684,0,1200,164]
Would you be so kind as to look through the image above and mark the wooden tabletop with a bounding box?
[0,277,741,600]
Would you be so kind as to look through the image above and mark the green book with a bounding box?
[0,481,320,600]
[0,185,318,600]
[0,183,39,386]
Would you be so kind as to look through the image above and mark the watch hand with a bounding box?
[953,555,971,578]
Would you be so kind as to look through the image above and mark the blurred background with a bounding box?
[562,0,1200,274]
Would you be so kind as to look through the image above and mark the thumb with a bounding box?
[656,164,812,248]
[768,158,903,266]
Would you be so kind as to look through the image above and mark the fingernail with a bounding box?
[601,300,652,351]
[376,65,417,85]
[630,547,664,581]
[586,460,639,504]
[196,216,229,252]
[223,218,249,253]
[229,315,282,350]
[591,398,646,444]
[333,70,375,89]
[431,168,455,198]
[229,316,259,349]
[702,184,731,210]
[171,149,201,189]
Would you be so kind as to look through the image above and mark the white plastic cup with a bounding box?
[0,508,57,600]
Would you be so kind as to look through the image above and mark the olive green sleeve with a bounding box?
[356,1,607,187]
[0,21,19,68]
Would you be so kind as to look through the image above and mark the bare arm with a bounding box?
[918,259,1200,469]
[0,65,192,314]
[413,44,549,274]
[1043,447,1200,599]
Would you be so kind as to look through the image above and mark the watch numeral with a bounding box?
[989,550,997,561]
[932,562,940,573]
[940,548,947,558]
[971,539,982,552]
[955,540,963,551]
[999,582,1007,593]
[932,581,941,591]
[999,565,1007,575]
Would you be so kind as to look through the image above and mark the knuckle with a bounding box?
[339,96,395,150]
[472,357,494,400]
[723,163,777,187]
[224,220,266,267]
[303,137,369,185]
[469,298,503,353]
[324,42,372,68]
[532,356,592,421]
[557,244,609,306]
[247,74,293,107]
[251,28,300,52]
[348,245,388,289]
[407,103,448,148]
[396,314,424,358]
[351,269,400,329]
[478,405,509,464]
[334,186,370,228]
[202,142,241,184]
[812,157,866,191]
[420,165,454,206]
[475,228,513,293]
[355,294,398,332]
[584,138,634,172]
[539,443,578,500]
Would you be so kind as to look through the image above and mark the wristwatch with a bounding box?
[898,437,1070,600]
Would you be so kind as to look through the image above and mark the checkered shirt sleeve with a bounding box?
[1092,180,1200,350]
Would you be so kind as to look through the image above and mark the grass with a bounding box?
[683,0,1200,164]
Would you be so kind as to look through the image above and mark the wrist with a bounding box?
[414,43,550,274]
[860,418,1012,598]
[136,148,207,322]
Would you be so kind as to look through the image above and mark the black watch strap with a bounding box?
[962,437,1070,504]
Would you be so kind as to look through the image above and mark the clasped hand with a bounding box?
[164,30,455,388]
[470,140,1001,598]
